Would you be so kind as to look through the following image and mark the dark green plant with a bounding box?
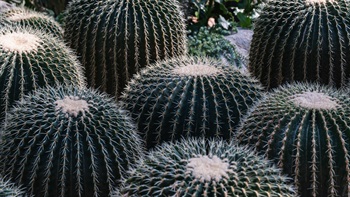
[236,82,350,197]
[249,0,350,90]
[64,0,187,98]
[0,26,85,124]
[0,85,144,197]
[0,7,63,37]
[113,137,296,196]
[187,26,244,67]
[120,56,263,149]
[0,177,27,197]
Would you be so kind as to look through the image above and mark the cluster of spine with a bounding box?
[0,177,27,197]
[64,0,187,98]
[249,0,350,89]
[120,56,263,149]
[0,7,63,38]
[114,138,295,196]
[0,86,143,197]
[0,26,85,123]
[237,82,350,197]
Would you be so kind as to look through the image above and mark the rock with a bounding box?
[224,27,253,65]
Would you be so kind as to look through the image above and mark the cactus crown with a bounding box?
[54,96,90,117]
[0,32,40,53]
[172,64,222,76]
[289,91,339,110]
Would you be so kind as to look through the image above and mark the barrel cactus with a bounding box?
[64,0,187,98]
[113,137,295,196]
[120,56,263,149]
[0,85,143,197]
[236,82,350,197]
[0,177,27,197]
[249,0,350,89]
[0,7,63,37]
[0,26,85,123]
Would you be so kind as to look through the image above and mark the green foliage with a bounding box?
[237,82,350,197]
[120,56,263,149]
[114,138,296,196]
[64,0,187,98]
[0,85,144,197]
[0,178,27,197]
[187,26,244,67]
[249,0,350,90]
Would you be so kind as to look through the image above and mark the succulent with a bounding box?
[236,82,350,197]
[0,85,143,197]
[120,56,263,149]
[0,26,85,123]
[64,0,187,98]
[0,7,63,37]
[113,137,296,197]
[0,177,27,197]
[249,0,350,89]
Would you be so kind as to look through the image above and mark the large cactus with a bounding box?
[120,56,263,149]
[0,85,143,197]
[236,82,350,197]
[113,138,296,196]
[249,0,350,89]
[0,177,27,197]
[64,0,187,98]
[0,26,85,123]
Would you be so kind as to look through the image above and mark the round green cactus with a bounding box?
[0,177,27,197]
[0,85,143,197]
[113,138,296,196]
[0,7,63,38]
[120,56,263,149]
[249,0,350,89]
[64,0,187,98]
[236,82,350,197]
[0,26,85,123]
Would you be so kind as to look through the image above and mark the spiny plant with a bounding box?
[0,7,63,38]
[0,85,143,197]
[236,82,350,197]
[0,26,85,123]
[64,0,187,98]
[113,137,296,197]
[0,177,27,197]
[120,56,263,149]
[249,0,350,89]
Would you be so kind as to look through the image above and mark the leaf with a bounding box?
[218,15,230,29]
[237,12,252,28]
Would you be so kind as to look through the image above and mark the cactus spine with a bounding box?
[120,56,263,149]
[0,178,27,197]
[114,138,296,196]
[249,0,350,89]
[64,0,187,98]
[0,85,143,197]
[236,83,350,197]
[0,26,85,123]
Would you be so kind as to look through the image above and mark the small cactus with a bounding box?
[113,138,296,196]
[0,26,85,123]
[237,82,350,197]
[0,7,63,37]
[0,85,143,197]
[0,177,27,197]
[120,56,263,149]
[64,0,187,98]
[249,0,350,89]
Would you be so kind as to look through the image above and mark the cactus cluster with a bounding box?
[120,56,263,149]
[114,138,295,196]
[64,0,187,98]
[249,0,350,89]
[0,26,85,123]
[0,177,27,197]
[237,83,350,197]
[0,7,63,38]
[0,86,143,197]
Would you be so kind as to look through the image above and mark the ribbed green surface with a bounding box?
[0,178,27,197]
[249,0,350,89]
[0,86,143,197]
[114,138,296,196]
[64,0,187,98]
[0,7,63,38]
[0,26,85,123]
[120,56,263,149]
[237,83,350,197]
